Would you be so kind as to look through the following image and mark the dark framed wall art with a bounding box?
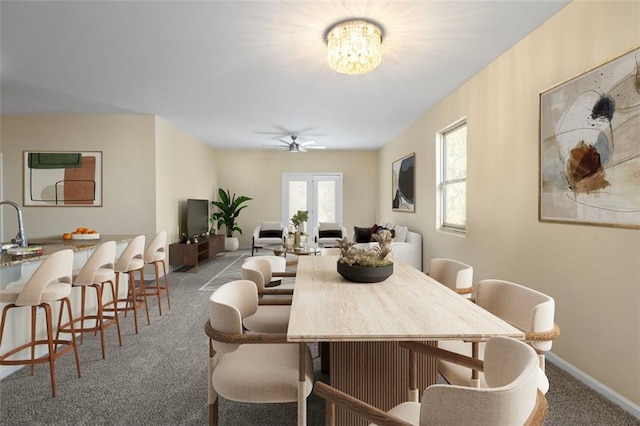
[23,151,103,207]
[539,46,639,229]
[392,153,415,212]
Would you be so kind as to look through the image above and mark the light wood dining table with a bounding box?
[287,255,525,426]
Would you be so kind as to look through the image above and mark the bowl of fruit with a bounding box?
[63,227,100,240]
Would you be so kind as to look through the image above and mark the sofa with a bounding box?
[352,222,422,270]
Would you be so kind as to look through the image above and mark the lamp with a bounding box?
[325,19,383,75]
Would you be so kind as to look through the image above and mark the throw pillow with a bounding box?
[354,226,372,243]
[375,226,396,238]
[259,230,282,238]
[392,224,409,242]
[370,224,379,241]
[319,230,342,238]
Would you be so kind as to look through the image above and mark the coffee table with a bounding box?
[264,244,321,266]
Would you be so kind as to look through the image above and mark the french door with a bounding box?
[282,173,343,238]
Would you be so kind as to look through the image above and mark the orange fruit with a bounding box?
[63,233,72,240]
[82,229,90,234]
[89,230,97,234]
[75,227,85,233]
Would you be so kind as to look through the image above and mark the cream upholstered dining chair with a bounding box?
[426,257,474,298]
[314,336,548,425]
[437,279,559,394]
[240,257,294,333]
[58,241,122,359]
[0,249,81,397]
[251,221,286,256]
[204,280,314,425]
[104,235,149,334]
[143,231,171,316]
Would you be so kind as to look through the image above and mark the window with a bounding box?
[439,120,467,232]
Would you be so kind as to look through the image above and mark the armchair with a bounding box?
[251,221,286,256]
[315,222,348,247]
[314,337,548,425]
[438,279,560,394]
[205,280,313,425]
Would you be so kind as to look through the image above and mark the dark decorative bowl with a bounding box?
[337,262,394,283]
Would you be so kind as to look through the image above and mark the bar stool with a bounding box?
[143,231,170,315]
[0,249,81,397]
[59,241,122,359]
[105,235,149,334]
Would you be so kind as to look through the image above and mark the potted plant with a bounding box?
[210,188,252,252]
[290,210,309,247]
[336,229,394,283]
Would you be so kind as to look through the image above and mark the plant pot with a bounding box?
[224,237,239,252]
[337,262,394,283]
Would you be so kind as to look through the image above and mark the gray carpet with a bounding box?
[0,250,637,425]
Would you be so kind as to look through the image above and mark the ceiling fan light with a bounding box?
[326,19,382,75]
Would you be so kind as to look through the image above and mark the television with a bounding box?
[187,199,209,238]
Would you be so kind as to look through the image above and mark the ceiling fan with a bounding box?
[262,135,326,153]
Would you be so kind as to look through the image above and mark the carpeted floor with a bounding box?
[0,250,637,425]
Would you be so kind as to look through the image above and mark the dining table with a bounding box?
[287,255,524,426]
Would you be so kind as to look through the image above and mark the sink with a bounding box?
[28,241,57,246]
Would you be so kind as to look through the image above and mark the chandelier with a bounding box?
[325,19,383,75]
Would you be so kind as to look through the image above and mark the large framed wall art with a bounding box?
[23,151,103,207]
[539,46,639,229]
[392,153,415,212]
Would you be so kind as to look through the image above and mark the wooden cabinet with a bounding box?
[169,234,224,270]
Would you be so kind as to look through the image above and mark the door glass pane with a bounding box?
[288,180,307,228]
[316,180,336,224]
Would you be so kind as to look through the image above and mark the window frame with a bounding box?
[438,119,467,233]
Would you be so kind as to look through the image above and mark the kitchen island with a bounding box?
[0,234,139,269]
[0,234,141,379]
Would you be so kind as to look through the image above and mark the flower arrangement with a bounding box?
[337,229,393,267]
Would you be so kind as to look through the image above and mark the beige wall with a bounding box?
[1,115,157,239]
[213,150,378,248]
[0,115,218,248]
[154,117,218,244]
[379,1,640,404]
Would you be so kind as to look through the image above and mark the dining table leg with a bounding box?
[298,343,307,426]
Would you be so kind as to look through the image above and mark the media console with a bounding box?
[169,234,225,271]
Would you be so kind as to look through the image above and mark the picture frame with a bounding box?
[392,153,415,212]
[539,46,639,229]
[23,150,103,207]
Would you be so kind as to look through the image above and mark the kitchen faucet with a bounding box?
[0,200,28,248]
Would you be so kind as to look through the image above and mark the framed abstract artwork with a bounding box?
[539,46,639,229]
[392,153,415,212]
[23,151,103,207]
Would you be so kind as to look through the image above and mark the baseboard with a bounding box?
[547,352,640,419]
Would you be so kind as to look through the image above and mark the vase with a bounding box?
[224,237,239,252]
[337,262,394,283]
[294,231,301,247]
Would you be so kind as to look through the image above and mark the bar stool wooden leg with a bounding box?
[43,303,57,397]
[161,260,171,310]
[104,280,123,346]
[137,269,150,326]
[30,306,37,375]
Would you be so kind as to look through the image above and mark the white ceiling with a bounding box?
[0,1,569,150]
